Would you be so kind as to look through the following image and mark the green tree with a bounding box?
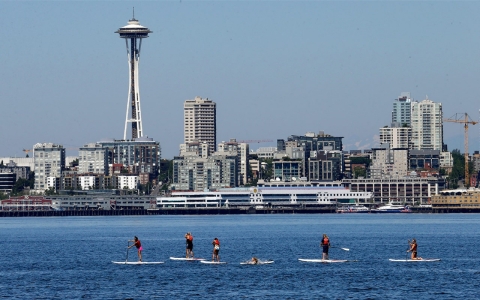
[11,178,28,196]
[247,162,254,184]
[70,159,79,168]
[447,149,465,188]
[350,157,372,167]
[27,171,35,189]
[11,172,35,196]
[45,187,57,195]
[158,159,172,183]
[260,158,273,180]
[353,166,366,179]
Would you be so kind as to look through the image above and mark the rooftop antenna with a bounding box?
[133,7,135,19]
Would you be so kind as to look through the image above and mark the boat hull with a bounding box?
[371,209,412,213]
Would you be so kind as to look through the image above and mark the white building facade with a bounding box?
[118,175,139,190]
[379,125,412,149]
[78,143,108,175]
[184,96,216,154]
[33,143,65,192]
[371,147,408,179]
[250,147,277,159]
[79,176,96,190]
[411,99,443,150]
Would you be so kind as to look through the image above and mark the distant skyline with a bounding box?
[1,1,480,159]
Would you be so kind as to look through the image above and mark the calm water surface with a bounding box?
[1,214,480,299]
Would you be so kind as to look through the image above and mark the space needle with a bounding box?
[115,12,152,140]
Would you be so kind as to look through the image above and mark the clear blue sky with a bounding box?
[1,1,480,159]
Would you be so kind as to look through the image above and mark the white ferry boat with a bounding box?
[372,203,411,213]
[156,186,373,208]
[46,195,154,211]
[337,204,370,213]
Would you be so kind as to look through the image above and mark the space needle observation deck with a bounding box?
[115,16,152,140]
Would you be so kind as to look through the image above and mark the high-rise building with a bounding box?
[379,124,412,149]
[392,92,412,126]
[33,143,65,191]
[184,96,217,154]
[411,98,443,150]
[116,15,152,140]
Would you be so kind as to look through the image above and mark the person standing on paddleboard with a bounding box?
[407,239,422,260]
[128,236,143,262]
[212,238,220,262]
[185,232,194,258]
[320,234,330,260]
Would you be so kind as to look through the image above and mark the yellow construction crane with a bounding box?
[444,113,478,186]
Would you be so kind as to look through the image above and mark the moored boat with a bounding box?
[337,205,370,213]
[372,203,411,213]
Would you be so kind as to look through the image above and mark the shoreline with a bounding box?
[0,207,333,217]
[2,206,479,217]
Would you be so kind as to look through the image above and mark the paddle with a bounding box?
[125,241,130,263]
[406,240,410,261]
[332,246,350,251]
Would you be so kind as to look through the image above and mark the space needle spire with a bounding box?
[115,11,152,140]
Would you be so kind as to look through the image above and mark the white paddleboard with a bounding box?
[200,260,227,264]
[240,260,274,265]
[389,258,441,262]
[298,258,348,263]
[170,257,206,261]
[112,261,164,265]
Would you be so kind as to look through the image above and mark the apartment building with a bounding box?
[379,124,412,149]
[33,143,65,191]
[411,98,443,150]
[78,143,108,175]
[391,92,412,126]
[184,96,216,154]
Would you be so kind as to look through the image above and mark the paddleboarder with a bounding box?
[407,239,422,260]
[185,232,194,258]
[212,238,220,262]
[251,257,259,264]
[320,234,330,260]
[128,236,143,262]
